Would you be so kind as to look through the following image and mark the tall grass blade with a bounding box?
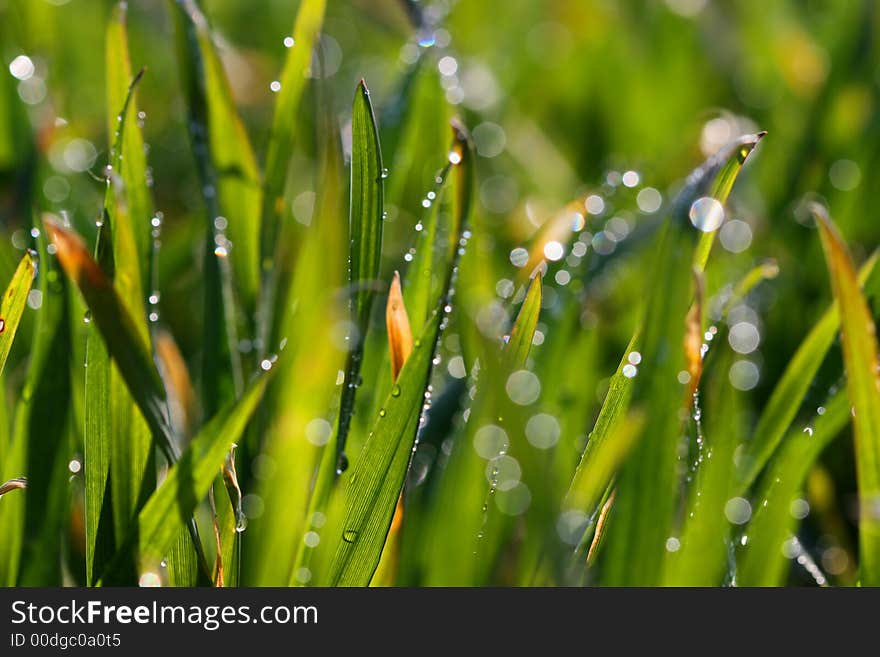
[334,80,385,473]
[258,0,326,348]
[737,252,880,492]
[171,0,260,411]
[598,133,764,586]
[814,204,880,585]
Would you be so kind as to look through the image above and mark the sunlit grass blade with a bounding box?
[333,80,385,474]
[323,125,471,587]
[0,252,36,375]
[814,204,880,586]
[171,0,260,410]
[47,219,173,458]
[737,389,850,586]
[502,273,541,368]
[99,375,268,584]
[97,12,157,580]
[737,251,880,493]
[562,337,639,528]
[324,306,452,586]
[106,1,152,289]
[663,344,743,586]
[257,0,326,347]
[249,97,347,587]
[598,133,764,586]
[0,229,71,585]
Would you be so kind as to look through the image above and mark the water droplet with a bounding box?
[391,384,401,397]
[283,36,295,48]
[83,311,92,324]
[379,408,386,417]
[0,318,5,333]
[342,529,358,544]
[336,452,349,475]
[235,515,248,533]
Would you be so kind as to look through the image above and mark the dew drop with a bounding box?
[391,384,401,397]
[342,529,358,544]
[0,318,5,334]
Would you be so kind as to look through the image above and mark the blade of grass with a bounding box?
[0,252,36,375]
[257,0,326,351]
[663,343,743,585]
[737,250,880,492]
[323,126,471,587]
[814,204,880,586]
[99,14,157,580]
[598,133,764,586]
[249,90,347,586]
[1,228,71,585]
[46,219,209,580]
[737,388,850,585]
[171,0,259,411]
[106,1,152,290]
[99,374,268,584]
[333,80,385,474]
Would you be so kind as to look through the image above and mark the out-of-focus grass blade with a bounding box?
[738,389,849,586]
[502,273,541,368]
[258,0,326,347]
[333,80,385,474]
[99,375,268,584]
[385,58,450,226]
[562,336,638,525]
[737,251,880,493]
[692,131,766,271]
[0,229,71,585]
[814,204,880,586]
[0,252,36,375]
[106,1,151,288]
[249,95,346,586]
[171,0,260,410]
[598,133,764,586]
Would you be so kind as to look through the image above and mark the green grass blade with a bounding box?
[814,204,880,586]
[249,97,347,586]
[333,80,385,473]
[47,219,174,458]
[663,345,743,586]
[99,374,268,584]
[106,1,152,291]
[737,389,850,586]
[598,133,764,586]
[502,273,542,368]
[171,0,259,409]
[99,10,157,579]
[0,253,36,375]
[737,251,880,493]
[562,334,638,525]
[0,230,71,585]
[258,0,326,347]
[325,309,449,586]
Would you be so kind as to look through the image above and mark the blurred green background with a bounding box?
[0,0,877,585]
